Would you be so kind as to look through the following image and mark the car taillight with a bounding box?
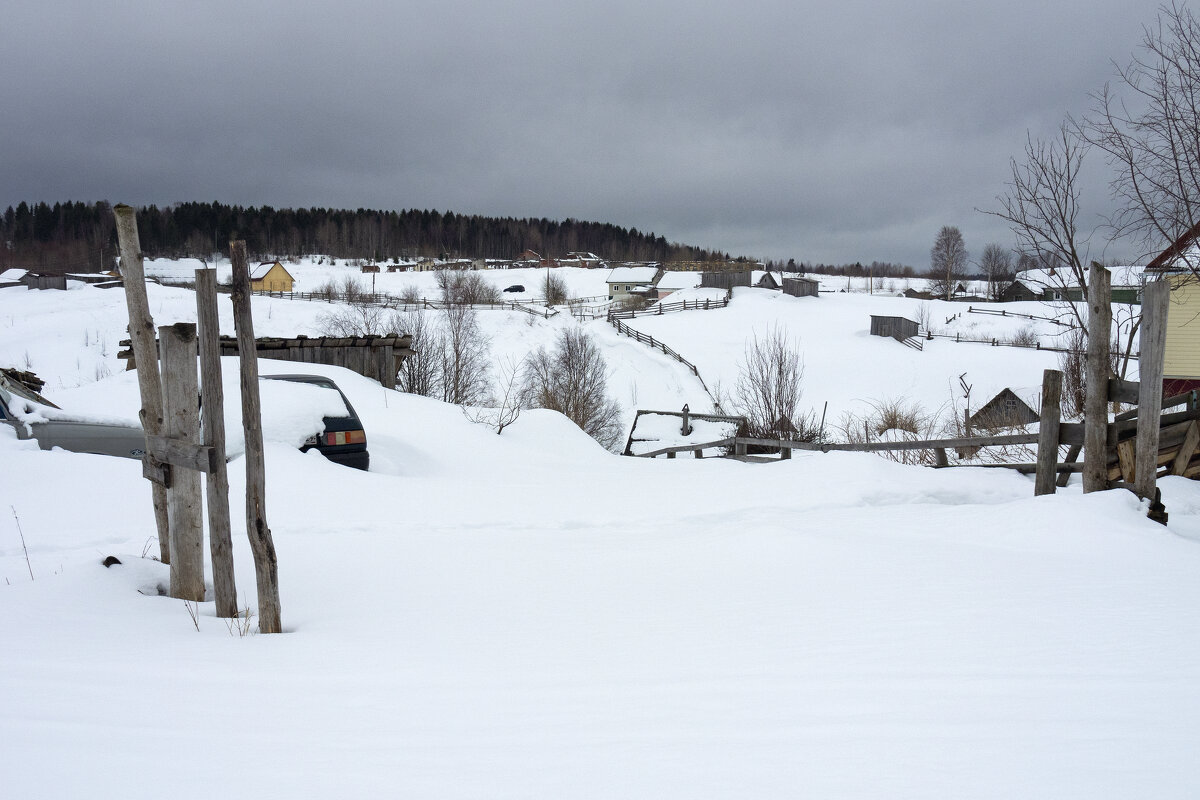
[326,430,365,446]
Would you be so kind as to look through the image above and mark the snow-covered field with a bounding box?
[1,268,1198,799]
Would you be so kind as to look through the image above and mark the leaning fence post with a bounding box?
[1083,262,1112,493]
[113,205,171,563]
[1035,369,1063,496]
[230,241,282,633]
[159,323,205,601]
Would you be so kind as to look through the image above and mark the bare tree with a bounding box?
[734,326,811,439]
[394,308,444,397]
[521,327,622,450]
[437,270,502,305]
[985,125,1092,328]
[929,226,968,300]
[980,243,1015,300]
[1084,2,1200,272]
[440,305,492,406]
[318,300,388,336]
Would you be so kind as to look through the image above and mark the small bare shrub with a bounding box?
[1009,325,1039,347]
[735,326,810,440]
[542,271,570,305]
[437,270,501,305]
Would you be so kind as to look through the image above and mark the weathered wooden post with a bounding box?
[1034,369,1063,496]
[230,241,282,633]
[196,268,238,618]
[1083,262,1112,493]
[681,403,692,436]
[159,323,205,601]
[1135,279,1170,500]
[113,205,171,563]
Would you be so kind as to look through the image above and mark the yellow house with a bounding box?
[1147,223,1200,394]
[251,261,295,292]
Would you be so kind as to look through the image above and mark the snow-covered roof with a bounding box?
[607,266,659,284]
[0,268,27,281]
[1015,265,1145,289]
[251,261,283,280]
[656,271,701,290]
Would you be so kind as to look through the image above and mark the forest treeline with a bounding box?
[0,200,736,272]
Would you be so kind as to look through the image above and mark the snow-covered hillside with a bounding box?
[1,270,1197,798]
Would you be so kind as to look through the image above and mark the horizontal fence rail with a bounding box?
[606,295,731,321]
[247,289,556,318]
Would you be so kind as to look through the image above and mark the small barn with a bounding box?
[1000,280,1038,302]
[755,272,780,290]
[869,315,920,341]
[969,388,1039,430]
[782,276,819,298]
[901,287,932,300]
[250,261,295,292]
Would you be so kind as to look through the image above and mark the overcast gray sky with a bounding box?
[0,0,1168,266]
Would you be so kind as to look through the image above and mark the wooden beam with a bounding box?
[1035,369,1063,496]
[1084,262,1112,493]
[1107,377,1140,405]
[1135,279,1170,499]
[113,205,171,563]
[159,323,205,602]
[1056,443,1082,487]
[1116,439,1137,484]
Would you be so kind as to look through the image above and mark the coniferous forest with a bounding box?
[0,201,734,272]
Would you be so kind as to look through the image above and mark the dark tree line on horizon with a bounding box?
[0,200,737,272]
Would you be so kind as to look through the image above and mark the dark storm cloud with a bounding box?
[0,0,1166,265]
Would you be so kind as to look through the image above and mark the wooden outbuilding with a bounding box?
[756,272,780,290]
[22,272,67,290]
[999,280,1038,302]
[869,315,919,341]
[119,334,413,390]
[782,276,819,298]
[250,261,295,292]
[969,388,1039,430]
[699,270,752,291]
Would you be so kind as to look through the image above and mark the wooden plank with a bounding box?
[113,205,171,563]
[145,434,217,473]
[231,241,282,634]
[159,323,205,602]
[1135,279,1170,499]
[735,432,1041,452]
[142,456,170,487]
[1084,263,1112,493]
[1172,420,1200,476]
[1107,377,1140,404]
[1116,439,1137,484]
[1035,369,1063,496]
[196,268,237,619]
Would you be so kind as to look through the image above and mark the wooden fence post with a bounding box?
[1083,262,1112,493]
[196,269,238,618]
[159,323,205,601]
[230,241,283,633]
[1135,279,1170,500]
[1035,369,1063,496]
[113,205,171,563]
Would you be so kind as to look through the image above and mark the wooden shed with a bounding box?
[782,277,819,298]
[869,315,919,341]
[119,334,413,390]
[969,388,1039,430]
[23,272,67,290]
[250,261,295,292]
[699,270,752,291]
[756,272,780,290]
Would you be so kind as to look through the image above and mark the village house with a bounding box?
[606,265,664,302]
[969,388,1039,430]
[250,261,295,292]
